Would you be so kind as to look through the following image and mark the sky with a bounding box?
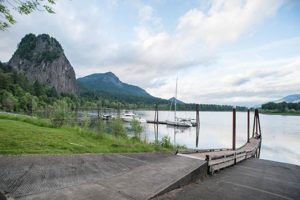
[1,0,300,106]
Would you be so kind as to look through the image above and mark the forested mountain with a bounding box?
[78,72,151,98]
[77,72,168,105]
[169,97,185,104]
[275,94,300,103]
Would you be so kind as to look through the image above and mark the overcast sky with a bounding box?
[1,0,300,106]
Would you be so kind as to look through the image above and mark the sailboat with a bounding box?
[166,76,192,127]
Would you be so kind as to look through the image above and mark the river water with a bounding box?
[132,111,300,166]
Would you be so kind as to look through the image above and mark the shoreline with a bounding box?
[260,111,300,116]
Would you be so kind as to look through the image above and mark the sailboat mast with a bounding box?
[174,76,178,121]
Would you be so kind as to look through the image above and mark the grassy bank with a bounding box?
[0,113,174,155]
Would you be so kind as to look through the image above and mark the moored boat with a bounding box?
[121,111,146,123]
[165,76,192,127]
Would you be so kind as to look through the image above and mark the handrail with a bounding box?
[205,137,261,174]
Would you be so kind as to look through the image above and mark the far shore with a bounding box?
[260,111,300,116]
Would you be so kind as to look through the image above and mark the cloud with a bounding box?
[146,35,300,106]
[0,0,292,106]
[177,0,284,48]
[232,78,251,86]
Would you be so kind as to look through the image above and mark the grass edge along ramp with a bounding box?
[0,113,173,155]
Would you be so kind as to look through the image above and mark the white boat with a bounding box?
[166,76,192,127]
[121,112,147,123]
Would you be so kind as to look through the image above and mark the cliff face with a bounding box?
[8,33,78,95]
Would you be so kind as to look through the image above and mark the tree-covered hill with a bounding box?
[77,72,169,105]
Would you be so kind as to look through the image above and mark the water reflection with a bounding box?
[154,123,158,143]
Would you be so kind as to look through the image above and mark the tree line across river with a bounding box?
[261,101,300,114]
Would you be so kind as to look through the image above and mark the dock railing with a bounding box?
[181,109,262,174]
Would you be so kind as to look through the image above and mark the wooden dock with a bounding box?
[179,109,262,174]
[147,120,197,127]
[180,137,261,174]
[147,120,167,125]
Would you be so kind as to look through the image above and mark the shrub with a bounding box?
[96,118,105,135]
[50,99,73,127]
[130,119,143,141]
[81,111,90,129]
[160,136,172,148]
[111,117,127,138]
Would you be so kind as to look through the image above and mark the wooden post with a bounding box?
[205,155,210,174]
[252,109,256,137]
[154,104,159,123]
[257,109,262,137]
[232,108,236,150]
[196,104,200,127]
[196,104,200,148]
[156,104,159,123]
[154,105,156,122]
[247,109,250,143]
[255,109,258,137]
[154,104,159,143]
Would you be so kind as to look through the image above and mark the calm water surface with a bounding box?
[133,111,300,166]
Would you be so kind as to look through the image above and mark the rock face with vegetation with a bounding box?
[8,33,78,95]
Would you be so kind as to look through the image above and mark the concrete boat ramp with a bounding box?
[0,153,206,200]
[0,153,299,200]
[159,158,300,200]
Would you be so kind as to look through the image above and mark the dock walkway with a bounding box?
[182,137,261,173]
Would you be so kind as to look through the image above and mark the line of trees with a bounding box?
[261,102,300,113]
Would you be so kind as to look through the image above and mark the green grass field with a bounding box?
[0,113,172,155]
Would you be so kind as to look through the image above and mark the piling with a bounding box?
[257,109,262,136]
[155,104,159,123]
[247,109,250,143]
[232,108,236,150]
[154,104,159,143]
[252,109,256,137]
[196,104,200,148]
[255,109,258,136]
